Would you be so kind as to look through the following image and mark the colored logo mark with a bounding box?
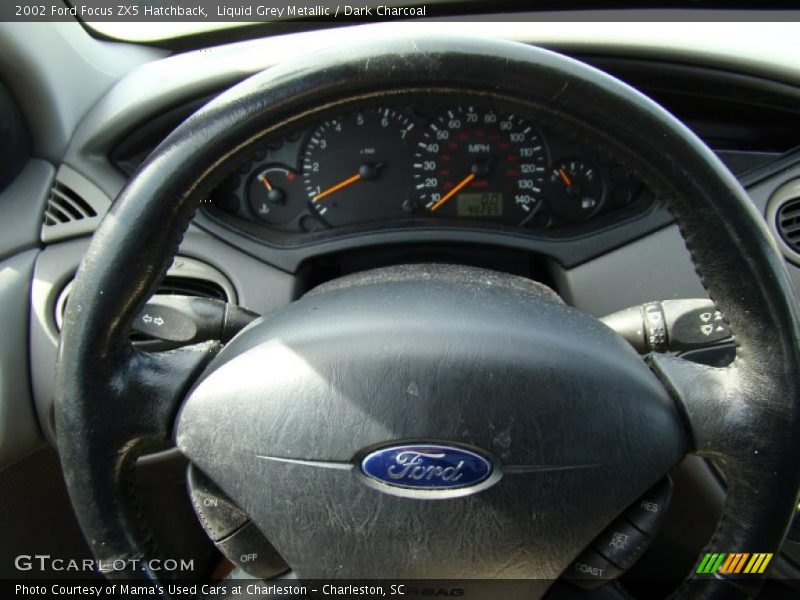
[360,443,493,490]
[696,552,773,575]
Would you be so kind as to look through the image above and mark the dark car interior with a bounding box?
[1,14,800,600]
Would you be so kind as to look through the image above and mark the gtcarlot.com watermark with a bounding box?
[14,554,195,574]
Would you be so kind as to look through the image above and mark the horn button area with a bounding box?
[175,264,687,583]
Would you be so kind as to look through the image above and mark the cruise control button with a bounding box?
[593,517,651,570]
[625,477,672,535]
[188,466,249,541]
[215,521,289,579]
[565,548,624,589]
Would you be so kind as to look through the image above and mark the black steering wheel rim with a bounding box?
[55,36,800,598]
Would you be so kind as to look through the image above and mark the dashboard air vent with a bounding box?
[43,181,97,226]
[41,165,112,243]
[767,179,800,265]
[155,276,228,301]
[776,197,800,253]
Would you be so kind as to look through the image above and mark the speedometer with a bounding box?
[413,107,548,225]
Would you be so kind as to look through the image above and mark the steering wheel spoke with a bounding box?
[58,341,221,453]
[121,343,223,441]
[647,354,751,464]
[648,352,800,596]
[55,341,220,580]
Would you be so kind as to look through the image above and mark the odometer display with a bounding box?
[413,106,548,225]
[457,193,503,217]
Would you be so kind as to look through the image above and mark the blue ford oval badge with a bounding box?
[360,443,495,497]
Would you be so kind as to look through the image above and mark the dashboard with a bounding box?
[3,19,800,592]
[203,96,651,245]
[96,43,800,274]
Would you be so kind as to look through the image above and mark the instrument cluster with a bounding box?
[206,98,652,242]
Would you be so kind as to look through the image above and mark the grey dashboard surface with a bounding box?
[0,159,52,466]
[0,250,42,465]
[0,22,165,165]
[0,159,52,261]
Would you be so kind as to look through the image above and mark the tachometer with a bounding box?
[301,108,415,227]
[413,107,548,225]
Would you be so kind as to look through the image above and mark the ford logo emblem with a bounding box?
[359,443,497,498]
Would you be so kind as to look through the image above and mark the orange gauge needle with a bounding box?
[558,168,573,187]
[313,173,362,203]
[258,174,273,191]
[429,173,476,212]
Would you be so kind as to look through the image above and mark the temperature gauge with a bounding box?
[248,165,305,225]
[547,159,605,222]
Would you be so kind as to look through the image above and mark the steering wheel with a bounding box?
[55,37,800,598]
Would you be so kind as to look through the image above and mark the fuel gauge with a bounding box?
[248,165,305,225]
[546,159,605,222]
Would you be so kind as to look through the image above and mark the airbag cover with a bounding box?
[176,265,686,578]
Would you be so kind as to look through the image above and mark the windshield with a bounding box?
[87,21,253,42]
